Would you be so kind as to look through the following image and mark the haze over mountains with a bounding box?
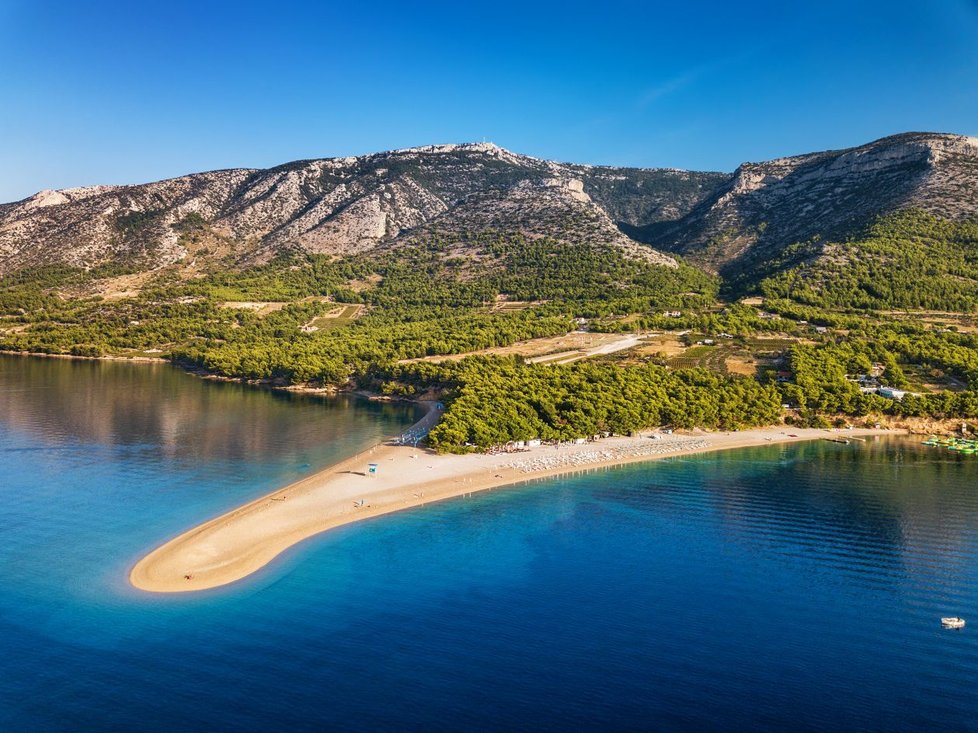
[1,133,976,290]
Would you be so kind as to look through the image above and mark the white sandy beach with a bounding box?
[130,415,900,593]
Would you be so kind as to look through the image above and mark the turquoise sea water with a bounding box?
[2,356,978,731]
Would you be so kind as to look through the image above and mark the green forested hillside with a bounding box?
[3,214,978,452]
[0,234,713,377]
[760,211,978,311]
[420,359,784,450]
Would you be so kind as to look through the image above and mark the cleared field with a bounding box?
[219,301,289,316]
[663,334,810,375]
[402,331,652,364]
[901,363,968,394]
[631,334,686,357]
[90,271,156,301]
[346,274,383,293]
[489,297,545,313]
[488,294,547,312]
[525,333,647,365]
[668,345,731,372]
[526,350,583,364]
[725,354,758,376]
[743,336,810,352]
[403,329,811,374]
[219,296,335,318]
[883,311,978,334]
[301,304,363,332]
[0,322,28,336]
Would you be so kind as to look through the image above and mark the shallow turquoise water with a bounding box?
[2,356,978,731]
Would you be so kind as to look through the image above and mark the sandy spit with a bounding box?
[130,419,901,593]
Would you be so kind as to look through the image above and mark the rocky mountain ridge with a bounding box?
[1,133,976,286]
[0,143,723,275]
[634,132,978,282]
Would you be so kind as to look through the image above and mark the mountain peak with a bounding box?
[2,132,975,284]
[637,130,978,282]
[0,141,721,275]
[390,142,510,155]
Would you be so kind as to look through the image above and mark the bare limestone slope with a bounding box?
[0,143,722,275]
[637,132,978,280]
[3,133,975,287]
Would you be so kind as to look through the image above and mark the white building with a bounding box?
[878,387,908,400]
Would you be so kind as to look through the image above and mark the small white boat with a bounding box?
[941,617,966,629]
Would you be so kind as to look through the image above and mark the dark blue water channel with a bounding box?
[1,355,977,732]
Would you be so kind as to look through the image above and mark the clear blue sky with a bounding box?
[2,0,977,202]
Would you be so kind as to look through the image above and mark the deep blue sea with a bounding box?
[2,355,978,732]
